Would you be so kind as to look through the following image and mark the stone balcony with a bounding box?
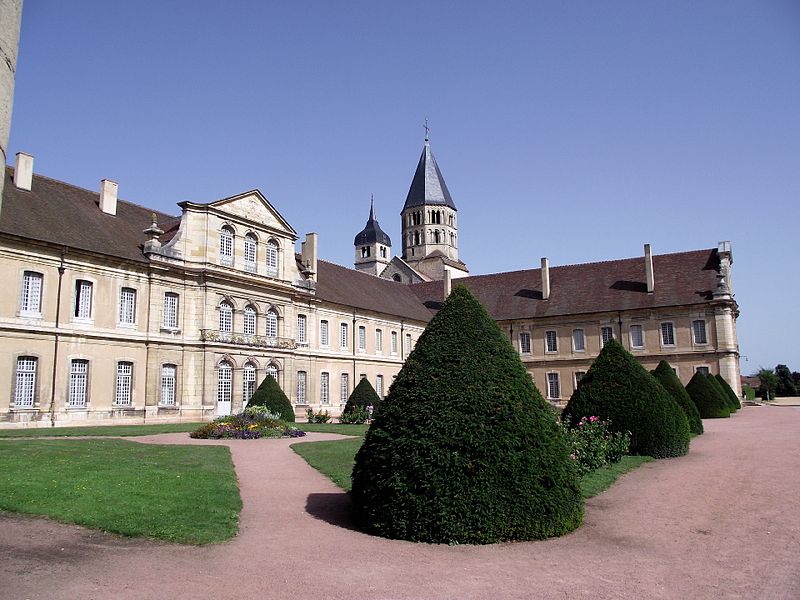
[200,330,298,350]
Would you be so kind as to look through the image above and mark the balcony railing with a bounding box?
[200,330,297,350]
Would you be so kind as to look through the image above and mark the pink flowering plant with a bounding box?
[190,406,306,439]
[560,416,630,475]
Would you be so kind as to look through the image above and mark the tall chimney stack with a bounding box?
[541,257,550,300]
[644,244,654,293]
[443,267,452,297]
[99,179,118,215]
[13,151,32,191]
[301,232,318,282]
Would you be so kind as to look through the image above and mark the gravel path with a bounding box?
[1,406,798,599]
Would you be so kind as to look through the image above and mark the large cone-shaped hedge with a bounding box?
[652,361,703,435]
[351,286,583,544]
[685,372,730,418]
[343,378,381,415]
[245,375,295,422]
[562,339,690,458]
[714,374,741,410]
[707,374,736,413]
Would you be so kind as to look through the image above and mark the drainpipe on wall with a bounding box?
[49,247,67,427]
[618,311,624,346]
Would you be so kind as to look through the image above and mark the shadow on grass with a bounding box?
[305,492,361,533]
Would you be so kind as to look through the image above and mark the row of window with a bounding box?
[13,357,148,408]
[407,209,455,227]
[219,227,279,275]
[518,321,708,354]
[407,229,457,247]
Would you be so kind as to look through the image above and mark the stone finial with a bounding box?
[143,213,164,255]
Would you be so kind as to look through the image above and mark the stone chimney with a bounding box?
[99,179,118,215]
[300,232,318,282]
[644,244,654,293]
[541,257,550,300]
[443,267,452,297]
[13,151,32,191]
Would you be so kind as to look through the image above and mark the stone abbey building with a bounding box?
[0,139,741,426]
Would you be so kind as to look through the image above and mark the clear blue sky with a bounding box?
[7,1,800,374]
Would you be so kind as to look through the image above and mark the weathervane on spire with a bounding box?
[424,118,430,142]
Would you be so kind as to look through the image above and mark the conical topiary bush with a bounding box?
[351,285,583,544]
[562,339,690,458]
[685,372,730,419]
[715,374,741,410]
[652,361,703,435]
[343,377,381,415]
[245,375,295,422]
[707,374,736,413]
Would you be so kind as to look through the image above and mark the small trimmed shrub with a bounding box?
[715,374,742,410]
[306,409,331,423]
[561,416,630,475]
[340,406,368,424]
[707,374,736,413]
[352,285,583,544]
[562,339,690,458]
[651,361,703,435]
[341,379,380,424]
[685,372,730,418]
[246,375,295,422]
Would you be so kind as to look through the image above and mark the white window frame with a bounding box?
[358,326,366,352]
[340,323,348,349]
[375,329,383,354]
[68,359,89,407]
[266,309,278,339]
[163,292,179,329]
[574,371,586,388]
[660,322,676,347]
[74,279,93,320]
[266,364,278,380]
[519,332,531,354]
[340,373,349,403]
[391,331,398,355]
[545,330,558,353]
[320,372,330,405]
[118,287,137,326]
[217,361,232,405]
[571,329,585,352]
[244,233,257,272]
[297,314,307,345]
[115,361,133,406]
[243,362,257,406]
[320,320,329,347]
[20,271,43,316]
[297,371,307,404]
[695,365,710,376]
[405,333,412,357]
[601,326,614,346]
[243,305,256,336]
[547,372,561,400]
[692,319,708,345]
[220,226,234,266]
[14,356,37,408]
[160,364,177,406]
[376,374,383,398]
[219,301,233,333]
[266,240,279,277]
[629,324,644,349]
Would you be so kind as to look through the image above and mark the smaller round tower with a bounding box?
[354,198,392,276]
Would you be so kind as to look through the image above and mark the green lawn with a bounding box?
[0,439,240,544]
[295,423,369,436]
[0,422,205,438]
[293,437,654,498]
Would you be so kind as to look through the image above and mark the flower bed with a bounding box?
[561,415,630,475]
[190,406,307,439]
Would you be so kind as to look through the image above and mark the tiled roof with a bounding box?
[402,141,456,210]
[1,167,179,263]
[315,259,433,323]
[409,249,722,320]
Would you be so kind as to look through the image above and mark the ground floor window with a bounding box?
[217,362,232,404]
[243,363,256,406]
[115,362,133,405]
[69,359,89,407]
[161,364,176,406]
[340,373,349,403]
[14,356,37,408]
[376,374,383,398]
[297,371,307,403]
[547,372,561,400]
[320,372,330,405]
[695,366,710,375]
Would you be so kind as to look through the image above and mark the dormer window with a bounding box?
[361,246,370,258]
[266,240,278,277]
[220,226,234,266]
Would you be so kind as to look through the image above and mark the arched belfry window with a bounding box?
[434,230,441,244]
[361,246,370,258]
[266,240,279,276]
[414,231,420,245]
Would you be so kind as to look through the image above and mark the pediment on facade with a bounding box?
[210,190,298,238]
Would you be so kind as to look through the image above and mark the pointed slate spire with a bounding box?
[402,139,456,211]
[354,197,392,246]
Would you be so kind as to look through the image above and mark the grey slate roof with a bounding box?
[353,202,391,246]
[402,142,456,211]
[0,167,179,263]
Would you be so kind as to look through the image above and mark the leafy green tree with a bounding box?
[351,286,583,544]
[685,372,730,418]
[775,365,797,397]
[757,368,779,401]
[245,375,295,422]
[562,339,690,458]
[651,361,703,435]
[714,374,741,410]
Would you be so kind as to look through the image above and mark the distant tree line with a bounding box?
[753,364,798,400]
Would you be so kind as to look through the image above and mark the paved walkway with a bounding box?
[1,406,799,599]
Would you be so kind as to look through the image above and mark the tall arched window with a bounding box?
[217,361,232,404]
[266,240,279,276]
[414,231,420,245]
[266,363,278,380]
[265,309,278,338]
[220,226,234,266]
[434,230,441,244]
[243,305,256,336]
[244,233,257,272]
[243,362,256,406]
[219,301,233,333]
